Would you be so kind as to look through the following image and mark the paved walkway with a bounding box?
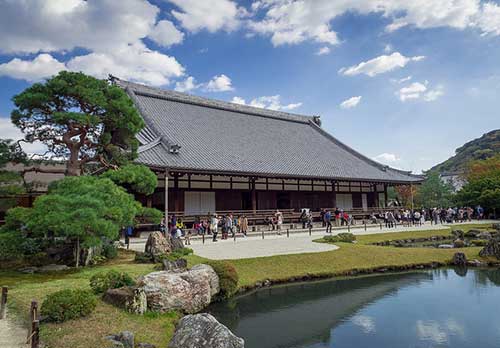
[123,220,497,260]
[0,310,29,348]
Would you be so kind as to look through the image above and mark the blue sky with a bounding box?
[0,0,499,173]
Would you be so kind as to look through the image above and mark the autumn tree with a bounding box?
[11,71,144,176]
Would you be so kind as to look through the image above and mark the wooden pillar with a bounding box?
[384,183,388,208]
[373,184,379,208]
[164,169,169,219]
[332,181,337,208]
[251,178,257,213]
[146,195,152,208]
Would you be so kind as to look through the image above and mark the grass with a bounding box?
[0,250,206,348]
[0,223,496,348]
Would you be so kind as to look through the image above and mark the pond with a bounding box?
[209,269,500,348]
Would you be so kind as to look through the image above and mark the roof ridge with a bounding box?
[114,77,318,125]
[307,121,421,179]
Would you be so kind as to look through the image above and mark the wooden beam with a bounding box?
[164,169,169,219]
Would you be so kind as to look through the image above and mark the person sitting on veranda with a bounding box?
[176,219,186,236]
[265,216,275,231]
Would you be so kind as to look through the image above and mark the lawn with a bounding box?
[0,223,495,348]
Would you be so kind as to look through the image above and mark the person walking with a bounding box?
[275,209,283,235]
[300,209,308,229]
[211,214,219,242]
[240,215,248,237]
[334,207,340,227]
[325,209,332,233]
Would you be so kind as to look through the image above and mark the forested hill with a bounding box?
[429,129,500,173]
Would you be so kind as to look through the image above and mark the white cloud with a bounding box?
[423,85,445,101]
[205,74,234,92]
[231,95,302,111]
[340,96,362,109]
[248,1,500,46]
[476,2,500,36]
[0,54,66,82]
[397,81,444,102]
[66,43,184,86]
[0,0,159,54]
[231,96,246,105]
[394,75,412,83]
[168,0,243,33]
[384,44,393,53]
[340,52,425,77]
[0,1,192,87]
[373,153,400,164]
[0,117,46,154]
[148,20,184,47]
[352,315,376,334]
[315,46,331,55]
[398,82,428,101]
[174,76,200,92]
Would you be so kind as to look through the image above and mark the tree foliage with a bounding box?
[430,129,500,173]
[456,155,500,212]
[393,185,418,208]
[415,172,454,208]
[11,71,144,176]
[101,164,157,195]
[2,176,139,266]
[0,138,27,209]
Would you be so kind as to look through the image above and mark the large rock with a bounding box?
[452,252,467,266]
[479,239,500,259]
[169,313,244,348]
[170,236,184,251]
[103,287,147,315]
[105,331,134,348]
[138,264,219,314]
[145,232,172,261]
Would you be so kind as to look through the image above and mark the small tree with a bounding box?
[415,172,454,208]
[101,164,157,195]
[11,71,144,176]
[21,176,139,267]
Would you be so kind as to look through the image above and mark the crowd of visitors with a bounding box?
[152,205,485,243]
[369,206,485,229]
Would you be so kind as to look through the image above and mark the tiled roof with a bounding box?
[116,79,422,183]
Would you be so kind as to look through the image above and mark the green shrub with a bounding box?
[471,239,489,247]
[207,261,239,301]
[41,289,97,322]
[323,233,356,243]
[453,239,465,248]
[89,270,135,294]
[134,252,153,263]
[102,244,118,259]
[160,248,194,262]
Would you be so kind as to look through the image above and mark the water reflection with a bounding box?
[209,269,500,348]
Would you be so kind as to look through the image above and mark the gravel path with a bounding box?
[0,310,29,348]
[123,220,497,260]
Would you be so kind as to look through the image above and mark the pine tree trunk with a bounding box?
[75,237,80,268]
[66,147,80,176]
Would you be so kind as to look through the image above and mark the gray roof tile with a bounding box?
[117,79,422,183]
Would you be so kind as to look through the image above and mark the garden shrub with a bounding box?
[323,233,356,243]
[453,239,465,248]
[207,261,239,301]
[102,243,118,259]
[89,270,136,294]
[471,239,489,247]
[134,252,153,263]
[41,289,97,322]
